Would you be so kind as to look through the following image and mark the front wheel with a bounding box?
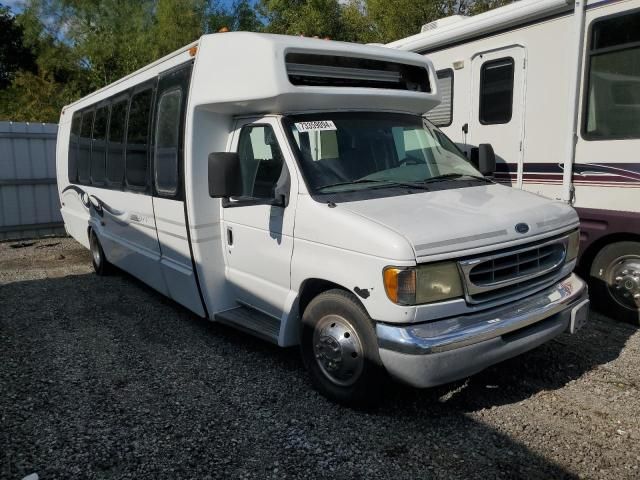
[590,241,640,325]
[89,229,112,276]
[300,289,387,406]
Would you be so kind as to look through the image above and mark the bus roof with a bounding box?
[63,33,440,117]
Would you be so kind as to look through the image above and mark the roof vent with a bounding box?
[421,15,468,33]
[286,53,431,92]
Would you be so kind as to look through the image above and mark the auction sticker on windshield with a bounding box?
[294,120,337,132]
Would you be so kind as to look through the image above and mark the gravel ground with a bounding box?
[1,237,639,479]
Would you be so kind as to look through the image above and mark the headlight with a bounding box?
[383,262,464,305]
[566,229,581,262]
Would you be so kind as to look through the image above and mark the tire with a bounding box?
[300,289,387,406]
[89,229,112,276]
[589,241,640,325]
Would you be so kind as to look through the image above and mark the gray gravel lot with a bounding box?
[1,237,639,479]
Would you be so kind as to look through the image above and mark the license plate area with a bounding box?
[569,299,589,334]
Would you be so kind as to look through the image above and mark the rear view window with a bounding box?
[91,105,109,185]
[154,89,182,196]
[107,99,127,185]
[479,58,514,124]
[78,111,94,184]
[425,69,453,127]
[126,88,153,188]
[68,113,81,182]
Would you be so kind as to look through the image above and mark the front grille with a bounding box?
[469,243,565,286]
[459,236,569,304]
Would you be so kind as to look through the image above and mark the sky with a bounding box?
[2,0,23,13]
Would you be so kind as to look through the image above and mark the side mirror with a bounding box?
[477,143,496,176]
[208,152,242,198]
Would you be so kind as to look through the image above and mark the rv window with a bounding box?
[237,125,284,199]
[154,89,182,196]
[91,105,109,185]
[68,112,81,183]
[107,99,127,185]
[425,69,453,127]
[479,58,514,125]
[77,110,94,184]
[584,10,640,139]
[126,88,153,188]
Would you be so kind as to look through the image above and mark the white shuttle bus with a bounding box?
[57,33,588,404]
[388,0,640,323]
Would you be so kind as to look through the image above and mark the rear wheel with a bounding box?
[89,229,112,276]
[590,241,640,325]
[300,289,386,406]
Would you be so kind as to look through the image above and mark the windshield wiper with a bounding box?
[423,173,493,184]
[317,179,431,192]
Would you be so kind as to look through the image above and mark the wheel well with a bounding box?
[578,232,640,277]
[298,279,349,318]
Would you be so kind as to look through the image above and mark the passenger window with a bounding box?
[425,69,454,127]
[68,112,81,182]
[126,88,153,188]
[107,99,127,185]
[237,125,284,198]
[584,10,640,139]
[479,58,514,124]
[78,110,94,184]
[154,89,182,196]
[91,105,109,185]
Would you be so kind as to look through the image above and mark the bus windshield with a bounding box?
[285,112,482,194]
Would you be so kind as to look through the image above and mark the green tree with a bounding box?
[259,0,343,38]
[0,5,38,89]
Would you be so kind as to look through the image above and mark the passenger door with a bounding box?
[221,117,296,318]
[150,63,205,315]
[468,46,526,187]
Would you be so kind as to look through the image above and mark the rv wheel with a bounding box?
[89,229,112,276]
[300,289,386,406]
[590,241,640,325]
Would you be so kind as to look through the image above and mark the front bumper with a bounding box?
[376,273,589,388]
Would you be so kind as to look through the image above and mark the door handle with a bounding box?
[226,227,233,246]
[462,123,469,134]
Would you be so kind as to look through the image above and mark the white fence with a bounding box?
[0,122,64,241]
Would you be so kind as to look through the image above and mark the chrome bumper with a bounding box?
[376,273,588,388]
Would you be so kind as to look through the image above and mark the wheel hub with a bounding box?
[313,315,364,386]
[90,234,101,266]
[609,257,640,310]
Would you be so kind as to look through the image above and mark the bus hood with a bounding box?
[339,183,579,261]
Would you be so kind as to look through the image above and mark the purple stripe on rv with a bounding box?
[575,207,640,265]
[494,163,640,183]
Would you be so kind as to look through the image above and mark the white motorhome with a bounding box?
[388,0,640,323]
[57,32,588,405]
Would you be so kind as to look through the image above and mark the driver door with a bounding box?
[221,117,297,318]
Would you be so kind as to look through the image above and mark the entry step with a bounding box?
[215,306,280,344]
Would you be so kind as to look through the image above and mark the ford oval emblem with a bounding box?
[515,223,530,234]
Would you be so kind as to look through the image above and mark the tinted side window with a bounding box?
[68,112,81,182]
[237,125,284,198]
[78,110,94,184]
[154,89,182,196]
[107,99,127,185]
[584,10,640,139]
[479,58,514,124]
[425,69,454,127]
[126,88,153,188]
[91,105,109,185]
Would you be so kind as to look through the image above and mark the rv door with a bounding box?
[469,46,526,187]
